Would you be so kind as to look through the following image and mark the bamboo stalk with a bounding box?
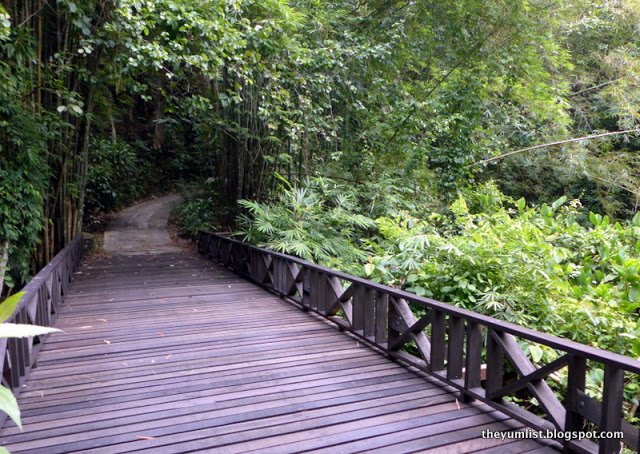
[0,240,9,295]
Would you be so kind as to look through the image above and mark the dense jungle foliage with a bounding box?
[1,0,639,431]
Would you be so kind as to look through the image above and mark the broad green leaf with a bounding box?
[363,263,375,276]
[551,196,567,210]
[406,274,419,283]
[0,292,25,323]
[529,345,543,363]
[0,385,21,430]
[629,285,640,304]
[0,324,61,338]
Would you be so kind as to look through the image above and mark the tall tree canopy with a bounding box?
[1,0,638,289]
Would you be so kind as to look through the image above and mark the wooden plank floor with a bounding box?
[1,252,560,453]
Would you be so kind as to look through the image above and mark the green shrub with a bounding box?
[238,178,640,359]
[84,139,145,216]
[238,177,376,275]
[368,185,640,358]
[172,181,221,238]
[238,178,640,412]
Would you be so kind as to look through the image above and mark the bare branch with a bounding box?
[472,128,640,166]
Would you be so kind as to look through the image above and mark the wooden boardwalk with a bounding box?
[0,251,559,453]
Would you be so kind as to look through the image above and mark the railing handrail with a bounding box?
[0,233,84,411]
[199,230,640,453]
[200,231,640,374]
[5,235,84,323]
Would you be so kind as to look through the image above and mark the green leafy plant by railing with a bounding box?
[237,179,640,421]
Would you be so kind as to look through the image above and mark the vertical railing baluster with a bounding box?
[352,285,365,333]
[301,266,310,310]
[375,291,389,348]
[284,260,291,295]
[486,330,505,401]
[286,261,293,297]
[447,316,464,380]
[283,260,289,295]
[310,269,318,310]
[257,251,264,282]
[462,321,483,402]
[599,365,624,454]
[281,260,289,295]
[247,250,255,280]
[387,297,400,349]
[256,252,265,283]
[272,258,279,293]
[565,355,586,441]
[294,264,303,302]
[35,286,44,326]
[52,271,60,312]
[44,284,50,325]
[242,246,249,276]
[429,309,446,373]
[262,253,269,284]
[7,338,21,390]
[363,287,375,340]
[237,245,245,276]
[17,309,30,374]
[268,256,275,287]
[211,237,217,259]
[317,272,326,314]
[277,259,284,294]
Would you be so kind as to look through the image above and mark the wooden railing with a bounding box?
[198,231,640,454]
[1,235,84,401]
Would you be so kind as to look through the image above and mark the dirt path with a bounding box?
[103,194,183,255]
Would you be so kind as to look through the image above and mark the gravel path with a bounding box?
[103,194,183,255]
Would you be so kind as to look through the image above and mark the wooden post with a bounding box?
[363,287,375,339]
[352,285,365,333]
[375,291,389,347]
[317,271,326,314]
[302,266,311,310]
[462,321,483,402]
[599,365,624,454]
[447,316,465,380]
[486,330,505,401]
[429,310,446,373]
[564,355,586,450]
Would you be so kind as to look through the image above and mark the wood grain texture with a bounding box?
[0,251,557,453]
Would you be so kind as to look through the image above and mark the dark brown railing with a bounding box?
[1,235,84,404]
[198,231,640,454]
